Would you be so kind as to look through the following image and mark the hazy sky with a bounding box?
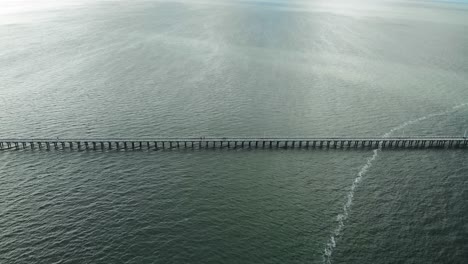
[1,0,467,25]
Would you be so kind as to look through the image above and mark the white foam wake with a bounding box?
[322,103,468,264]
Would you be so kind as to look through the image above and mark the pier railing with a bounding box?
[0,137,467,151]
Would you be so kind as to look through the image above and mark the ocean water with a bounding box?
[0,0,467,263]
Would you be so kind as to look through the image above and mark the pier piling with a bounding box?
[1,137,466,152]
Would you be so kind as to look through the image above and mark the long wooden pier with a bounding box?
[0,137,467,151]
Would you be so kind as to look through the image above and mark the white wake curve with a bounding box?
[322,103,468,264]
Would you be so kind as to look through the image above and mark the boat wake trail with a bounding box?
[322,103,468,264]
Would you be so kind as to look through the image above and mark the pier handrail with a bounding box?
[0,136,466,142]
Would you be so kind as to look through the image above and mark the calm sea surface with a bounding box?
[1,0,467,263]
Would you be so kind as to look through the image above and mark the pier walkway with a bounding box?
[0,137,467,151]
